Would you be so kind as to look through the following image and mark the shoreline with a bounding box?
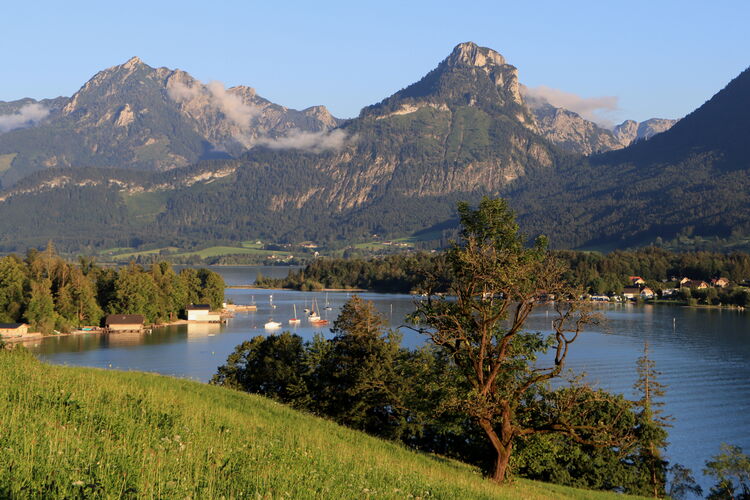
[226,285,367,292]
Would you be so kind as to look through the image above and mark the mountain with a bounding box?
[524,96,677,155]
[0,43,744,254]
[0,42,567,251]
[0,57,339,186]
[511,65,750,249]
[612,118,677,147]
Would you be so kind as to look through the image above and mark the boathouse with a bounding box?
[105,314,145,332]
[0,323,28,337]
[186,304,210,321]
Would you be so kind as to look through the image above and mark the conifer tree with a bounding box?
[633,341,670,497]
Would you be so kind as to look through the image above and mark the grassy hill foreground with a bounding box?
[0,348,642,499]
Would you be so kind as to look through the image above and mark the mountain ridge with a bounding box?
[0,43,742,253]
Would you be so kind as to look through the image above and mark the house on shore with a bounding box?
[629,276,646,285]
[186,304,222,323]
[711,278,730,288]
[0,323,28,338]
[622,287,654,300]
[681,280,709,289]
[105,314,145,333]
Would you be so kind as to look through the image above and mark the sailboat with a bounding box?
[324,293,332,310]
[307,299,321,322]
[289,304,301,325]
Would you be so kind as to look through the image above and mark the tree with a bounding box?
[0,256,27,323]
[26,279,56,334]
[667,464,703,500]
[197,269,225,310]
[211,332,308,405]
[410,197,613,483]
[314,295,409,438]
[704,444,750,500]
[633,341,670,497]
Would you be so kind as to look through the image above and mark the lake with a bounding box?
[25,265,750,493]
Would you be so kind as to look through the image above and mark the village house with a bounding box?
[681,280,709,289]
[105,314,145,332]
[661,288,679,298]
[0,323,28,338]
[186,304,222,323]
[622,287,654,300]
[629,276,646,285]
[711,277,730,288]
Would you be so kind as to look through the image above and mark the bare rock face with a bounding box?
[612,120,639,147]
[528,101,621,155]
[446,42,524,107]
[526,94,678,155]
[613,118,678,147]
[0,56,341,184]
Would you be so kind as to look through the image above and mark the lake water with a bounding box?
[25,266,750,493]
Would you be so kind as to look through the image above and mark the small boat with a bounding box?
[289,305,301,325]
[264,320,282,329]
[310,319,329,326]
[324,293,332,310]
[308,299,321,322]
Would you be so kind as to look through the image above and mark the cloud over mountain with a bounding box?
[522,85,618,127]
[0,103,50,133]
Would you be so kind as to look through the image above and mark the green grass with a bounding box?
[122,191,170,223]
[107,246,181,260]
[173,246,292,259]
[105,244,292,261]
[0,349,642,499]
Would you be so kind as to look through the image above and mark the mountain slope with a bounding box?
[512,66,750,249]
[0,57,339,186]
[0,46,743,253]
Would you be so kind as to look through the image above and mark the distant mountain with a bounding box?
[612,118,677,147]
[0,42,565,250]
[0,43,743,254]
[512,66,750,249]
[524,95,677,155]
[0,57,339,186]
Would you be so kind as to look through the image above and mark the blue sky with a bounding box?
[2,0,748,123]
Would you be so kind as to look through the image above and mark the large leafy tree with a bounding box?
[0,255,27,322]
[314,296,410,438]
[410,197,626,483]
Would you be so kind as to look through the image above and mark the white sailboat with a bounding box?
[307,299,321,322]
[324,293,332,310]
[289,304,301,325]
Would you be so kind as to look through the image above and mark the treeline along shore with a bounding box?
[256,247,750,306]
[0,243,225,335]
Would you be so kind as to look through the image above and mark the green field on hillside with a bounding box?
[0,349,643,499]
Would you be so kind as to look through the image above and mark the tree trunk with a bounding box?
[478,418,513,483]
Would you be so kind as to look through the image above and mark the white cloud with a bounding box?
[168,78,348,152]
[521,85,619,127]
[255,129,350,153]
[0,103,50,133]
[167,79,260,131]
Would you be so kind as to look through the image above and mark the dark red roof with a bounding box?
[105,314,145,325]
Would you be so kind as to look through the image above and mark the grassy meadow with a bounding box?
[0,348,643,499]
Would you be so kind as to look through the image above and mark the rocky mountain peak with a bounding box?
[447,42,507,68]
[122,56,144,69]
